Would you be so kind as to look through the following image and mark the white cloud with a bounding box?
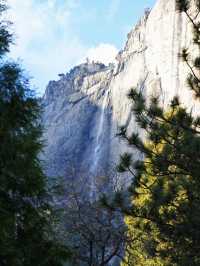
[5,0,85,92]
[5,0,118,94]
[83,43,118,65]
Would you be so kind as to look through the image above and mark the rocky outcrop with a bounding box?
[41,62,116,199]
[42,0,199,195]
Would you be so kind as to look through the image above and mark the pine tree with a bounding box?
[0,1,69,265]
[112,0,200,265]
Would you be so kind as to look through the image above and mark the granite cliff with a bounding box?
[41,0,198,195]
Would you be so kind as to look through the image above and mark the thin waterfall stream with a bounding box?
[90,89,109,199]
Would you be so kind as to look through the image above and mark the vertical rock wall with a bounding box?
[42,0,199,193]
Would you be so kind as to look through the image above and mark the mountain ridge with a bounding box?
[41,0,198,196]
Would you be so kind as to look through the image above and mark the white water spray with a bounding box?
[90,89,109,199]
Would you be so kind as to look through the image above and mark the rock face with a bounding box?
[42,0,198,195]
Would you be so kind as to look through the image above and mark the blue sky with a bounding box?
[7,0,156,94]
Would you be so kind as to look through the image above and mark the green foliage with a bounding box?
[120,102,200,265]
[117,1,200,265]
[0,1,12,56]
[0,2,69,265]
[175,0,189,12]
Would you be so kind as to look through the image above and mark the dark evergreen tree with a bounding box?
[0,1,69,265]
[107,0,200,265]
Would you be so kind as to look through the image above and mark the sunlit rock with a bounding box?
[41,0,199,196]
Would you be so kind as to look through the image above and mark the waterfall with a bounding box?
[89,89,109,199]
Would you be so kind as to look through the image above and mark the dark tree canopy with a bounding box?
[0,1,69,265]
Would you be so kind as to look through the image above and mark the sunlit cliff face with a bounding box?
[41,0,198,196]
